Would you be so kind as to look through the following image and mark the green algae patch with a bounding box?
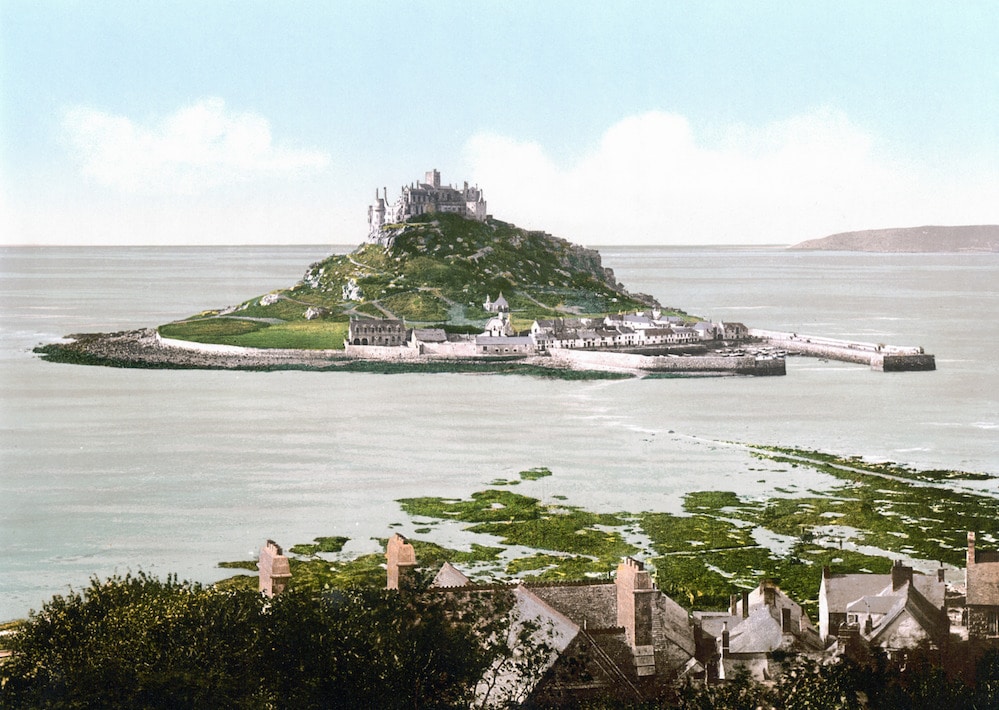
[747,445,999,565]
[652,543,896,613]
[640,512,755,554]
[408,539,504,568]
[399,489,636,560]
[520,466,553,481]
[507,553,616,580]
[217,560,258,571]
[289,536,350,556]
[218,449,997,620]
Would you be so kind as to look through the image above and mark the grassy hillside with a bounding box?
[161,213,676,346]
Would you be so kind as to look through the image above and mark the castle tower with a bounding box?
[368,188,387,235]
[425,169,441,188]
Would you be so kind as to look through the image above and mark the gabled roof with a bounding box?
[433,562,470,588]
[863,581,949,648]
[847,595,899,615]
[473,585,580,708]
[728,607,785,654]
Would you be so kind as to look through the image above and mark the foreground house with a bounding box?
[966,532,999,642]
[385,534,700,706]
[694,579,824,681]
[818,561,948,650]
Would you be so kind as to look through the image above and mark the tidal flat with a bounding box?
[218,446,998,615]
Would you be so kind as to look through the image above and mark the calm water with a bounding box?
[1,245,997,621]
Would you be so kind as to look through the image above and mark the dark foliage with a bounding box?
[0,573,502,709]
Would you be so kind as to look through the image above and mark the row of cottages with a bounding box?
[258,532,999,703]
[344,311,749,358]
[530,313,749,351]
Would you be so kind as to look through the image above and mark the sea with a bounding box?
[1,245,997,622]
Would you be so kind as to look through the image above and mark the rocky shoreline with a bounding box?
[32,329,611,378]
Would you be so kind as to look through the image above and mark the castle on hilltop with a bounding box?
[367,169,487,239]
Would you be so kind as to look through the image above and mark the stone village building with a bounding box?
[347,318,406,347]
[820,561,950,656]
[385,534,700,706]
[693,578,825,682]
[817,561,948,649]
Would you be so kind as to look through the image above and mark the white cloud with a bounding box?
[62,98,330,195]
[465,109,999,245]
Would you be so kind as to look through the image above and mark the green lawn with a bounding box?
[160,319,348,350]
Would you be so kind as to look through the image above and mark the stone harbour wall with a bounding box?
[549,349,785,376]
[749,329,935,371]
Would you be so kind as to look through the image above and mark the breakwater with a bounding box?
[549,349,786,376]
[748,329,935,371]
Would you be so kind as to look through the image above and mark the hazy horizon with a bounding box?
[2,2,997,247]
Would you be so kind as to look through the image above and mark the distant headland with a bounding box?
[789,225,999,252]
[35,170,936,376]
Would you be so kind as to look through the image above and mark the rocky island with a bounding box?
[36,170,935,376]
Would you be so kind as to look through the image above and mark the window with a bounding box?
[988,611,999,636]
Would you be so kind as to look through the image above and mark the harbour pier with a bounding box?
[749,329,936,371]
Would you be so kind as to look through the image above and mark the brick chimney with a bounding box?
[891,560,913,591]
[258,540,292,597]
[386,533,417,591]
[742,589,750,618]
[761,579,777,607]
[616,557,657,676]
[967,531,976,568]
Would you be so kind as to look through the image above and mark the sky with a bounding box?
[1,1,997,247]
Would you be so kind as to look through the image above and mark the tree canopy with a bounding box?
[0,573,505,709]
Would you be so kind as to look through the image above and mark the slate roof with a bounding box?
[824,572,945,613]
[527,583,618,629]
[847,595,899,615]
[823,573,891,611]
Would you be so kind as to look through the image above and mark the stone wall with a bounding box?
[343,344,423,360]
[549,348,785,376]
[419,340,478,358]
[750,329,935,371]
